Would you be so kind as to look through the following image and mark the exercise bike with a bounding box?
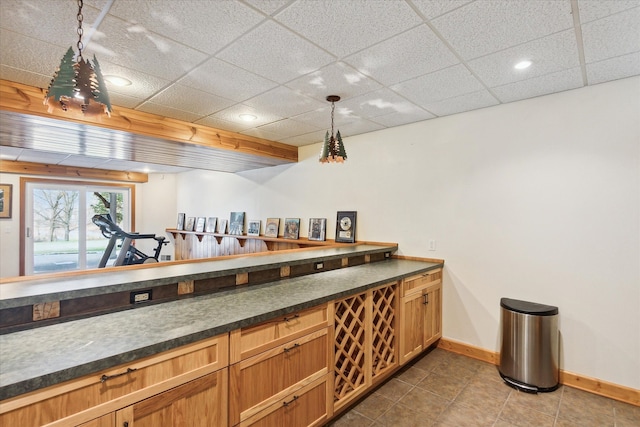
[92,214,168,268]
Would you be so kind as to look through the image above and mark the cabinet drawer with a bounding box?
[230,304,328,362]
[239,375,329,427]
[230,328,329,426]
[402,268,442,297]
[0,334,228,427]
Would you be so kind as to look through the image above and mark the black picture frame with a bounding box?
[335,211,356,243]
[176,212,185,230]
[283,218,300,239]
[229,212,245,235]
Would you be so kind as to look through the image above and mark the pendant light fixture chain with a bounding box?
[76,0,84,61]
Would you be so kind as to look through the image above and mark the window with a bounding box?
[21,179,134,275]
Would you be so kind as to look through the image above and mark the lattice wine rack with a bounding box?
[333,283,398,406]
[371,283,397,379]
[333,293,367,403]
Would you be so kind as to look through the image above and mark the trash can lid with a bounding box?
[501,297,558,316]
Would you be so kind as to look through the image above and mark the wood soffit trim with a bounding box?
[1,160,148,183]
[0,80,298,173]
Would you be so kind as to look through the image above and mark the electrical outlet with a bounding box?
[130,290,152,304]
[384,251,391,259]
[314,262,324,270]
[161,255,171,261]
[429,240,436,251]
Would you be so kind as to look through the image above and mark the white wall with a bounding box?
[0,172,20,277]
[175,77,640,390]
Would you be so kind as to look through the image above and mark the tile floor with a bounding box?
[327,348,639,427]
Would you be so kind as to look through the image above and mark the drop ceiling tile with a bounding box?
[431,0,573,60]
[0,29,75,77]
[98,62,171,99]
[0,0,101,49]
[108,0,265,55]
[581,7,640,63]
[208,103,283,126]
[147,84,235,116]
[468,30,579,87]
[391,64,485,105]
[180,57,278,102]
[136,102,204,122]
[371,106,435,127]
[0,65,51,90]
[253,118,322,139]
[343,25,459,85]
[275,0,422,57]
[245,0,292,16]
[411,0,474,19]
[586,52,640,84]
[578,0,640,24]
[336,118,385,136]
[217,20,335,84]
[90,15,208,80]
[194,116,256,133]
[0,145,23,160]
[106,92,144,109]
[289,106,358,129]
[285,62,382,102]
[421,90,499,117]
[240,127,283,141]
[279,129,327,146]
[244,86,325,119]
[492,67,584,103]
[16,150,70,164]
[338,88,425,119]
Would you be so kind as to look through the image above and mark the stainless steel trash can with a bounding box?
[499,297,559,393]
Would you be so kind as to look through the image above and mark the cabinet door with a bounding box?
[116,369,227,427]
[399,291,425,364]
[78,413,115,427]
[423,284,442,348]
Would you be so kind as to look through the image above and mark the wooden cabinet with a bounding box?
[229,305,331,427]
[332,282,399,412]
[0,334,228,427]
[116,368,228,427]
[399,269,443,364]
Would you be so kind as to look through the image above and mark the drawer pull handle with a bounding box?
[283,395,299,407]
[423,294,429,305]
[123,422,129,427]
[283,343,300,353]
[283,314,299,322]
[100,367,137,383]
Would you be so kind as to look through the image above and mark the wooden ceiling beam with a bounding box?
[0,80,298,164]
[0,160,149,183]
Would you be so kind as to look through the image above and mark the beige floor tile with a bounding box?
[557,404,615,427]
[395,366,429,385]
[614,400,640,424]
[473,362,504,383]
[453,379,511,418]
[431,360,476,383]
[506,388,561,416]
[561,387,614,416]
[352,393,394,420]
[412,348,450,372]
[498,399,555,427]
[493,420,518,427]
[398,387,451,418]
[415,372,467,400]
[375,402,437,427]
[373,378,413,402]
[327,410,374,427]
[433,401,497,427]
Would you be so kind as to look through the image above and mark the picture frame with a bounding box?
[264,218,280,238]
[205,217,217,233]
[185,216,195,232]
[308,218,326,241]
[229,212,245,235]
[218,219,228,234]
[283,218,300,240]
[195,217,206,233]
[335,211,357,243]
[247,220,261,236]
[176,212,185,230]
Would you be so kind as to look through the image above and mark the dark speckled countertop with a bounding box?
[0,258,441,400]
[0,244,396,309]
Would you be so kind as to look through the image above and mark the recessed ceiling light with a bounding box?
[104,75,132,86]
[239,114,257,122]
[514,60,532,70]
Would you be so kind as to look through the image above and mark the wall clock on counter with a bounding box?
[336,211,357,243]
